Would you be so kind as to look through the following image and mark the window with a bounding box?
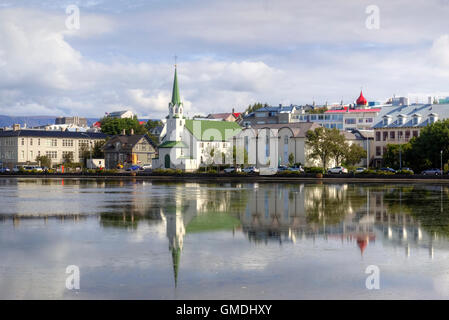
[383,132,388,141]
[46,151,57,159]
[318,115,324,120]
[30,138,33,146]
[413,130,419,138]
[358,118,364,123]
[324,115,330,121]
[405,131,410,140]
[390,131,395,140]
[376,146,381,156]
[375,132,381,141]
[398,117,404,125]
[430,116,435,124]
[21,150,24,159]
[38,139,40,146]
[366,118,373,123]
[413,117,419,125]
[62,139,73,147]
[21,138,24,146]
[310,115,317,121]
[345,118,356,124]
[337,124,343,129]
[398,131,403,140]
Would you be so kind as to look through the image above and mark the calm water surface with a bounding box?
[1,178,449,299]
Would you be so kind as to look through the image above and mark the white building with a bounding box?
[152,67,241,171]
[106,110,135,119]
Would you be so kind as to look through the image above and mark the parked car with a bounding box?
[287,165,304,173]
[277,165,289,172]
[379,167,396,173]
[12,165,22,173]
[355,167,367,173]
[421,168,443,175]
[327,166,348,174]
[0,167,10,173]
[224,167,241,173]
[126,165,141,171]
[242,166,259,174]
[23,165,43,172]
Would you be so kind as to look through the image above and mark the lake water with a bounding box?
[1,178,449,299]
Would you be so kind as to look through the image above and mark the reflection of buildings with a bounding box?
[240,183,445,258]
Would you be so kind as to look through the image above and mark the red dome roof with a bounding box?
[356,91,368,105]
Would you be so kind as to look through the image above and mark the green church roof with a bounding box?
[158,141,188,148]
[171,67,182,106]
[184,120,241,142]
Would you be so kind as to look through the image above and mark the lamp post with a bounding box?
[441,150,443,174]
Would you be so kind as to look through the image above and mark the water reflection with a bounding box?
[1,179,449,298]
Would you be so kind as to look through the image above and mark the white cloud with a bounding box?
[2,2,449,119]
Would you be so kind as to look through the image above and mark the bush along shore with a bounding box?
[1,167,449,180]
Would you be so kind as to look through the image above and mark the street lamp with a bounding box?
[441,150,443,173]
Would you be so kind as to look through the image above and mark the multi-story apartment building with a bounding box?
[372,103,449,167]
[0,128,107,168]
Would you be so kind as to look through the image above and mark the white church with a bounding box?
[152,66,241,171]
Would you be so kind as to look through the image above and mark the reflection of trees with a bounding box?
[305,184,367,225]
[383,185,449,238]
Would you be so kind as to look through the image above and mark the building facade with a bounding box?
[103,134,157,169]
[371,103,449,166]
[0,129,107,168]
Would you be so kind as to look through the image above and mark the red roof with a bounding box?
[139,121,146,125]
[325,107,381,114]
[356,91,368,105]
[93,121,101,128]
[233,112,241,118]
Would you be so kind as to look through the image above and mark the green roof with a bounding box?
[184,120,241,142]
[171,67,181,106]
[186,212,241,233]
[158,141,188,148]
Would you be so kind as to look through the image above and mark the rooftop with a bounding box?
[0,129,107,139]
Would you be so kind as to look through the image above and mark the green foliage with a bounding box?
[306,127,347,169]
[344,143,366,167]
[304,166,325,174]
[396,169,414,175]
[405,119,449,172]
[288,153,295,166]
[382,143,412,169]
[100,116,148,136]
[244,102,268,114]
[62,152,73,164]
[36,155,51,168]
[308,107,328,114]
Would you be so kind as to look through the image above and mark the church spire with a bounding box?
[171,66,181,106]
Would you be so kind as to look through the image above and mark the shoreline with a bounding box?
[1,173,449,183]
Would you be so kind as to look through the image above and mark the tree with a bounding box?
[36,155,51,168]
[288,153,295,167]
[92,141,105,158]
[329,129,348,166]
[100,116,147,136]
[306,127,343,169]
[244,102,268,114]
[345,143,367,167]
[62,152,74,164]
[406,119,449,171]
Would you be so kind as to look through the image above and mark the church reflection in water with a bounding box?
[3,180,449,287]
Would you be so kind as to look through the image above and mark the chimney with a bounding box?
[428,96,432,105]
[121,129,126,135]
[13,124,20,131]
[130,128,134,135]
[232,108,235,114]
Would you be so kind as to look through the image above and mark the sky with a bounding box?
[1,0,449,119]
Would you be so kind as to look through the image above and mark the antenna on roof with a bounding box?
[174,54,177,68]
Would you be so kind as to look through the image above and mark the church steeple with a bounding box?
[171,66,181,107]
